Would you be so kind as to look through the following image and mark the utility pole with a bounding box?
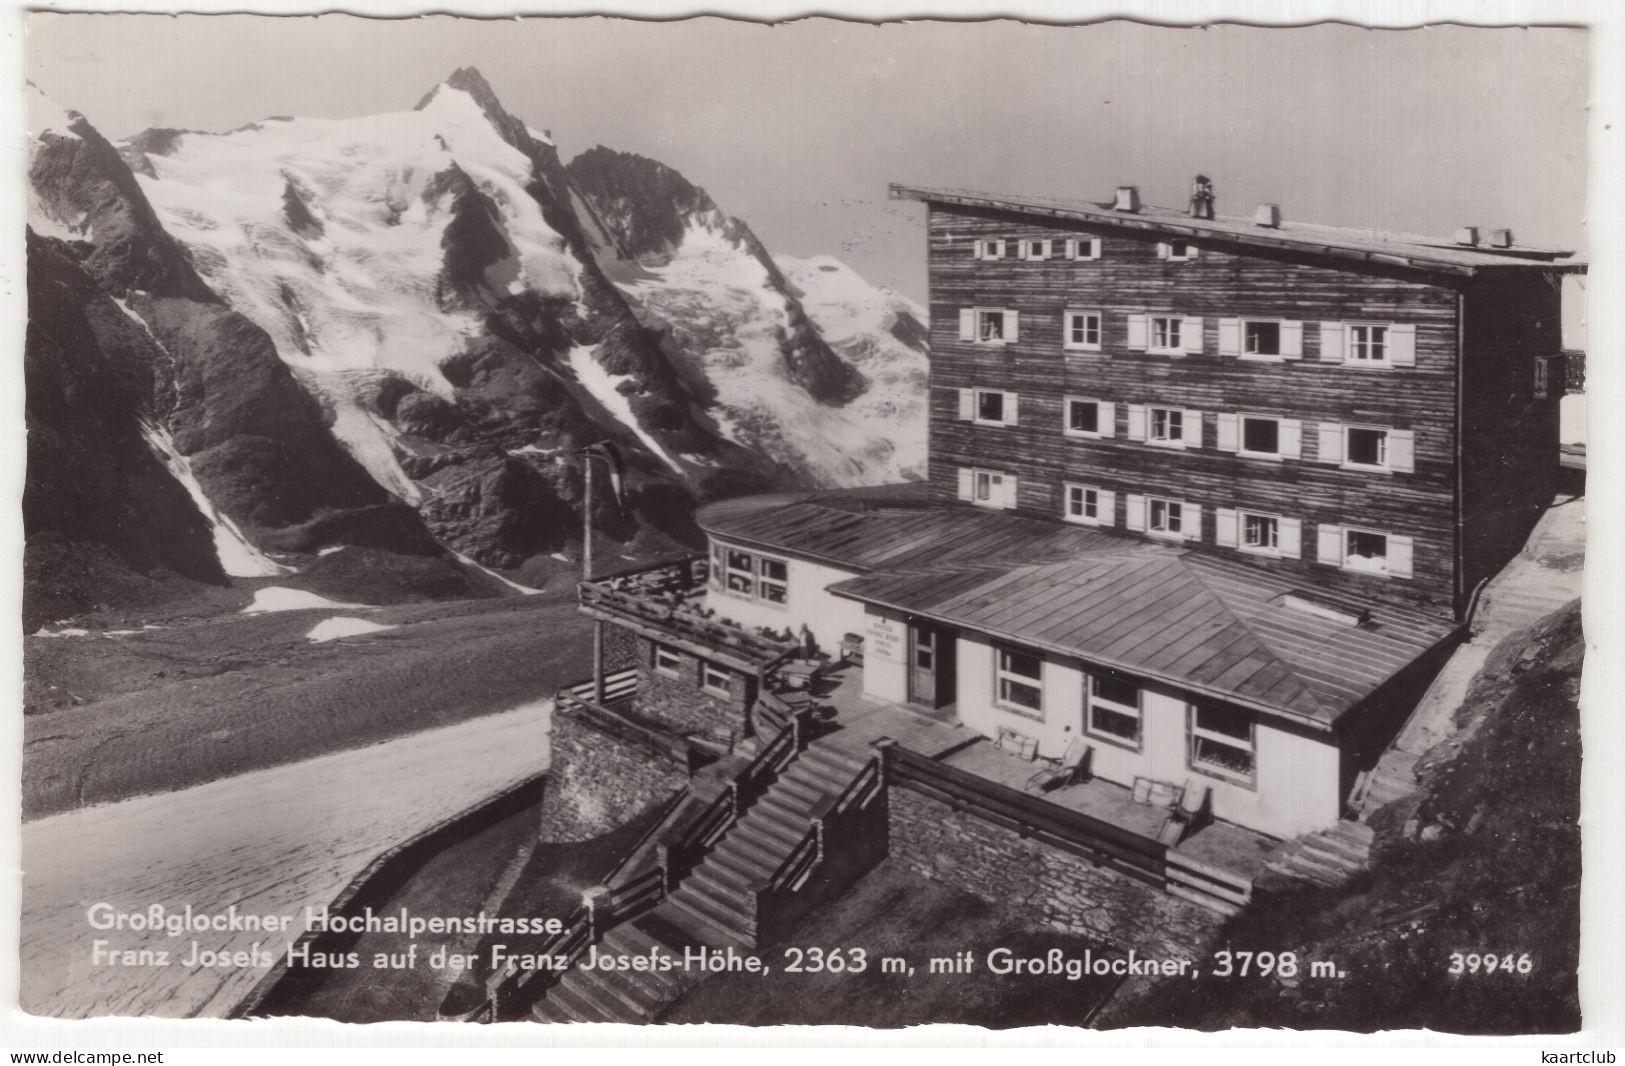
[580,446,608,705]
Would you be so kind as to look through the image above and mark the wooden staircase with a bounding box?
[533,740,876,1023]
[1262,819,1375,887]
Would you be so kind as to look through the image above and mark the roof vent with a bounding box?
[1254,203,1281,228]
[1453,226,1481,247]
[1489,228,1515,248]
[1113,185,1140,213]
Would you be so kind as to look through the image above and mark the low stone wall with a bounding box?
[887,788,1222,959]
[538,709,688,843]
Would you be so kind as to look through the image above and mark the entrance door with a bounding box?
[908,623,956,708]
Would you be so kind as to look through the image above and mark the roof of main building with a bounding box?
[890,183,1585,278]
[698,486,1457,729]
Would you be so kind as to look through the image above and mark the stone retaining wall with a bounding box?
[633,636,753,742]
[538,709,688,843]
[888,788,1222,958]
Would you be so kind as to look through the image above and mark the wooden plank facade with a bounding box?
[915,196,1574,620]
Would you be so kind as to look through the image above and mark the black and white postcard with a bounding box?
[10,3,1616,1050]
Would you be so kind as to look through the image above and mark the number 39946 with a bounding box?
[1448,952,1533,975]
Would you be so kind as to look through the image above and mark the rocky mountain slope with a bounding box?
[25,69,928,623]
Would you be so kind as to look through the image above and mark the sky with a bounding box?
[26,14,1588,315]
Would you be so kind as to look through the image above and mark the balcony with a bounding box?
[578,556,800,673]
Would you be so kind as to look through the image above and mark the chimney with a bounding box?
[1114,185,1140,213]
[1453,226,1481,247]
[1489,228,1515,248]
[1253,203,1281,228]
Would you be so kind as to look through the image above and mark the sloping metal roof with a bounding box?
[889,184,1585,278]
[699,489,1456,728]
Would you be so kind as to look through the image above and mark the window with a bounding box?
[1087,675,1141,747]
[1064,483,1109,526]
[1348,324,1389,364]
[1160,240,1198,262]
[1344,528,1390,573]
[652,643,681,678]
[1345,427,1389,469]
[1190,705,1255,784]
[1148,497,1184,537]
[978,309,1007,343]
[973,239,1006,261]
[996,647,1043,716]
[720,546,788,605]
[1240,512,1280,555]
[1019,238,1052,261]
[974,469,1005,506]
[701,661,731,697]
[1149,406,1184,445]
[1151,316,1183,353]
[976,389,1006,424]
[1066,237,1103,261]
[1243,320,1281,357]
[1240,416,1280,457]
[1064,311,1102,351]
[1066,398,1101,437]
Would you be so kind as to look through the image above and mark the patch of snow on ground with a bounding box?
[306,617,398,642]
[1561,392,1587,446]
[451,550,543,595]
[31,628,90,638]
[242,587,371,614]
[566,344,685,475]
[140,421,294,578]
[317,545,345,556]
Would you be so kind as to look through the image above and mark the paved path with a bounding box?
[20,702,549,1019]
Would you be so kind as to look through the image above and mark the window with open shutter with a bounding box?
[1006,311,1020,343]
[1216,507,1239,548]
[1182,317,1205,354]
[1279,518,1303,559]
[1005,392,1020,426]
[1217,413,1239,452]
[1098,489,1116,525]
[1182,505,1202,542]
[1098,402,1116,438]
[957,468,974,501]
[959,309,976,341]
[1218,319,1242,357]
[1125,404,1148,442]
[1281,321,1305,359]
[1182,409,1204,448]
[957,388,975,421]
[1388,535,1414,578]
[1281,419,1303,460]
[1002,475,1020,511]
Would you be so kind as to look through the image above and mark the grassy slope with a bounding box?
[1100,601,1583,1034]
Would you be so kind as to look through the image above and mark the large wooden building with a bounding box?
[580,182,1582,840]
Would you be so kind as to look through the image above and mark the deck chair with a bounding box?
[1026,736,1092,792]
[1157,779,1213,845]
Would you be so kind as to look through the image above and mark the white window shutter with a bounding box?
[1065,238,1079,260]
[1282,320,1305,359]
[1182,317,1204,354]
[957,388,974,421]
[1040,239,1053,260]
[1389,324,1417,367]
[1319,322,1345,362]
[1281,419,1303,460]
[1089,238,1103,259]
[993,239,1006,260]
[1216,412,1239,452]
[1218,318,1242,357]
[1126,494,1147,532]
[1388,534,1414,578]
[972,240,984,260]
[1005,392,1019,427]
[1389,429,1416,473]
[1317,524,1344,566]
[1276,518,1302,559]
[1127,314,1149,351]
[1182,409,1204,448]
[1216,508,1239,548]
[1183,505,1202,542]
[1318,422,1344,465]
[1126,404,1148,442]
[1006,310,1020,343]
[957,468,974,501]
[1003,475,1019,510]
[1186,244,1200,260]
[1156,242,1171,260]
[959,309,976,341]
[1098,489,1116,526]
[1098,402,1116,438]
